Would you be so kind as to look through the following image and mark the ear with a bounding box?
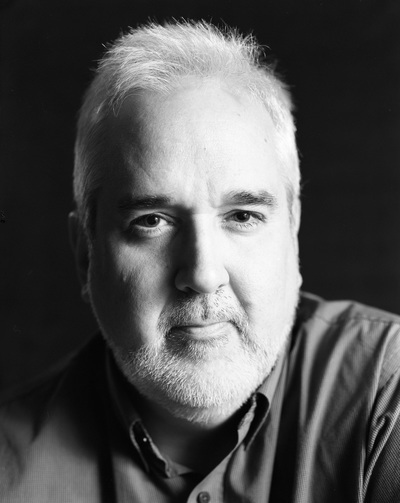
[68,211,91,303]
[289,196,302,257]
[291,196,301,236]
[290,197,303,289]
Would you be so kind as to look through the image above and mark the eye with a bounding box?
[231,211,252,223]
[127,213,173,238]
[223,210,266,232]
[135,214,164,228]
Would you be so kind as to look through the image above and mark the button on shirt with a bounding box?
[197,492,211,503]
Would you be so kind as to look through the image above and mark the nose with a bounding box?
[174,219,229,294]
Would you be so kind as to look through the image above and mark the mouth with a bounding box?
[169,321,235,341]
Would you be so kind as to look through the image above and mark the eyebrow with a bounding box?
[117,190,278,214]
[223,190,278,208]
[117,195,172,213]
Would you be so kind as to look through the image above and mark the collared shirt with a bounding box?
[105,337,287,503]
[1,293,400,502]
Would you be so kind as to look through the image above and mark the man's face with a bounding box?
[84,79,301,422]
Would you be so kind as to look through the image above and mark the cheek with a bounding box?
[88,242,171,346]
[91,238,162,292]
[229,232,298,315]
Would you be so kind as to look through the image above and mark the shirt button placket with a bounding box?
[197,491,211,503]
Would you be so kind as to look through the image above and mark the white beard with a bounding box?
[108,289,298,424]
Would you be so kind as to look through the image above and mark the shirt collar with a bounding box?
[243,345,289,448]
[106,352,152,472]
[106,351,195,477]
[106,339,289,462]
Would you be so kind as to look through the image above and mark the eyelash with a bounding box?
[223,211,266,231]
[127,213,173,237]
[127,210,266,237]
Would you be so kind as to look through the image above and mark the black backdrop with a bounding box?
[1,0,399,390]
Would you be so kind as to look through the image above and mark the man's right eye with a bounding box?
[134,214,164,228]
[127,213,173,237]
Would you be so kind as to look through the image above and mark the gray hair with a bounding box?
[73,20,300,233]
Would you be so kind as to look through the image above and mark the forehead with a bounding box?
[115,79,273,147]
[102,79,284,204]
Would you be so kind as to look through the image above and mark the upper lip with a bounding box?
[173,320,229,328]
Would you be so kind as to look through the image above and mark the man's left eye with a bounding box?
[224,210,265,230]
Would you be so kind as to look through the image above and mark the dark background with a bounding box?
[1,0,399,391]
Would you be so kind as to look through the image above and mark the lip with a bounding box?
[170,321,234,341]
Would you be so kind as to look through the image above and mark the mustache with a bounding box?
[157,291,249,335]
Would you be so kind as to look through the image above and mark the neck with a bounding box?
[133,392,244,473]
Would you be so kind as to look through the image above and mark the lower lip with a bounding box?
[170,322,235,341]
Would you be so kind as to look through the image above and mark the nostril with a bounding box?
[174,262,229,294]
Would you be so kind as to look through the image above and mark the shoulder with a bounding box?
[298,291,400,326]
[0,334,106,412]
[295,292,400,389]
[0,335,107,501]
[291,294,400,501]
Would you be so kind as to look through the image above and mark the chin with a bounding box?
[111,328,288,424]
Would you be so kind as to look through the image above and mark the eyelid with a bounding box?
[133,213,169,226]
[130,211,174,224]
[223,209,266,221]
[221,210,267,232]
[124,212,176,239]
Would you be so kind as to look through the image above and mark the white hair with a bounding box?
[73,20,300,232]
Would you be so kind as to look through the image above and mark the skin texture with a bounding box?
[70,77,301,467]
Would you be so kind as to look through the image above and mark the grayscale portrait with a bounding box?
[1,2,399,502]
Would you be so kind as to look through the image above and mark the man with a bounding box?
[1,20,400,503]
